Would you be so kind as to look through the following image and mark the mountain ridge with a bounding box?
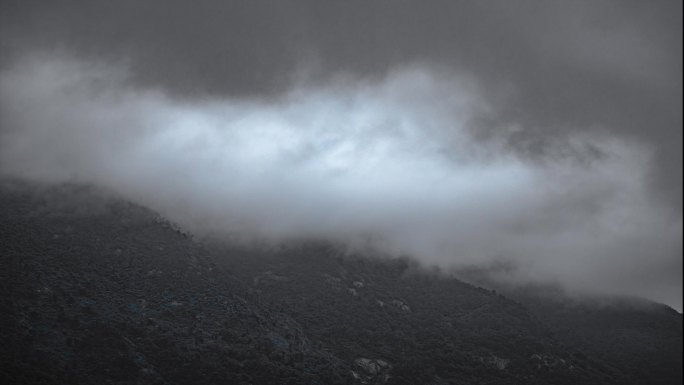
[1,180,681,384]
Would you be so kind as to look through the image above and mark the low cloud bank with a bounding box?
[1,53,681,309]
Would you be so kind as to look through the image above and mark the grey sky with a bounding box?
[0,0,681,310]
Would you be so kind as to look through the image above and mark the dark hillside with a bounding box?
[514,291,683,385]
[1,181,680,384]
[0,182,353,384]
[214,244,630,384]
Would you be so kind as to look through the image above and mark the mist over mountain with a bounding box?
[1,1,681,310]
[1,50,681,310]
[1,181,681,384]
[0,1,681,383]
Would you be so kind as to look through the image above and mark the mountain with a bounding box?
[511,288,682,385]
[1,181,681,384]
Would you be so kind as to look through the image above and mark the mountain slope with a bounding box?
[515,291,683,385]
[0,183,352,384]
[1,181,680,384]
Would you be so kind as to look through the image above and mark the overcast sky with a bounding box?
[1,0,681,310]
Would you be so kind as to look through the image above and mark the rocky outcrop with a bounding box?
[351,358,392,384]
[479,355,510,370]
[390,299,410,312]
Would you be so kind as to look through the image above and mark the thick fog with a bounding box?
[0,1,681,310]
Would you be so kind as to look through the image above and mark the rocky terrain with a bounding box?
[1,181,681,384]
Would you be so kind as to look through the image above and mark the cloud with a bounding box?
[1,53,681,309]
[2,1,680,202]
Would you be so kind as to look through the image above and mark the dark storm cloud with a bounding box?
[2,0,681,201]
[0,1,681,309]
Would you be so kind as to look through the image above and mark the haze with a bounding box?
[0,0,681,310]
